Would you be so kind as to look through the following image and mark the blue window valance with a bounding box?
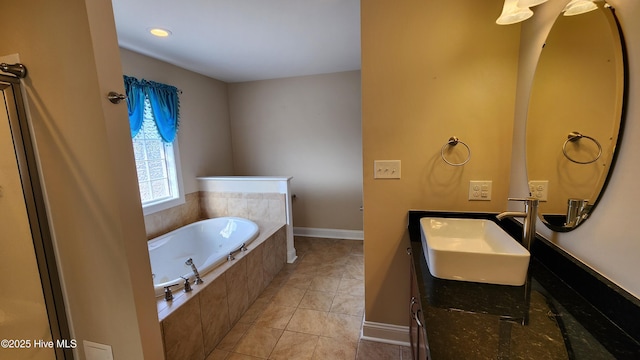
[124,75,180,142]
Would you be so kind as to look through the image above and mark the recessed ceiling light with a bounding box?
[149,28,172,37]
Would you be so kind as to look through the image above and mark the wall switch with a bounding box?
[529,180,548,201]
[374,160,401,179]
[469,180,492,201]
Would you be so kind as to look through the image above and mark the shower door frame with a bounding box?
[2,74,73,359]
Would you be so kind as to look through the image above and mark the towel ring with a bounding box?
[440,136,471,166]
[562,131,602,165]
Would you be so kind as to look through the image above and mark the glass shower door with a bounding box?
[0,75,70,359]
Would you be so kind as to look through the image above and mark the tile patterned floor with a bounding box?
[206,236,411,360]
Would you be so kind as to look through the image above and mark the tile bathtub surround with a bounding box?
[144,191,286,240]
[205,237,411,360]
[200,191,286,224]
[162,294,205,360]
[160,225,287,360]
[144,192,201,239]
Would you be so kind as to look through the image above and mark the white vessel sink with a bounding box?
[420,217,530,286]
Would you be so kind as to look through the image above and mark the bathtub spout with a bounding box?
[185,258,204,284]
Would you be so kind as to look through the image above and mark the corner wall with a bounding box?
[228,71,363,231]
[0,0,164,358]
[361,0,520,328]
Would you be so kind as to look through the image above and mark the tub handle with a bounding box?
[228,243,247,261]
[164,283,180,301]
[181,276,192,292]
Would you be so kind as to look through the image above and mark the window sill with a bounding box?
[142,195,185,216]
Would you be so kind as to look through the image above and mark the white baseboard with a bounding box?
[287,252,298,264]
[361,320,410,346]
[293,227,364,240]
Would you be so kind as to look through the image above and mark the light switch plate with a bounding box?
[84,340,113,360]
[374,160,401,179]
[469,180,492,201]
[529,180,548,201]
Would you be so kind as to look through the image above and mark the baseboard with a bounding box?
[287,251,298,264]
[293,227,364,240]
[361,320,410,346]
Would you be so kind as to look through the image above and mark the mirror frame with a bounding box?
[527,6,629,232]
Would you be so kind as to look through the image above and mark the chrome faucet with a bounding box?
[496,197,539,250]
[566,198,590,227]
[181,276,192,292]
[185,258,204,284]
[164,283,180,301]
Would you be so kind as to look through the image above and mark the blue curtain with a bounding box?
[123,75,180,142]
[123,75,146,138]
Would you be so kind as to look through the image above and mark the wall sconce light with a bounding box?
[517,0,548,7]
[496,0,534,25]
[563,0,598,16]
[498,0,603,25]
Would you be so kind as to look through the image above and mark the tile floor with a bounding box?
[205,236,411,360]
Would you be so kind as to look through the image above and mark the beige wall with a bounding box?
[122,52,361,232]
[0,0,163,359]
[228,71,363,230]
[513,0,640,298]
[361,0,520,326]
[120,48,235,194]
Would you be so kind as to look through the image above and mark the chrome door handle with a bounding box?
[414,309,423,328]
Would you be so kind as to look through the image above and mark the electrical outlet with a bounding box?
[529,180,548,201]
[469,180,492,201]
[374,160,401,179]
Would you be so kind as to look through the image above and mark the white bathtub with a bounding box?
[148,217,259,296]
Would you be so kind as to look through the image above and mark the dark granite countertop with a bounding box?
[408,211,640,360]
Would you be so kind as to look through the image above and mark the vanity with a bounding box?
[404,4,639,358]
[407,210,640,359]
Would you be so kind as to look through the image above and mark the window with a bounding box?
[132,98,184,214]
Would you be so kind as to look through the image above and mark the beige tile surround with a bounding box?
[144,192,201,239]
[144,191,287,240]
[160,224,287,360]
[143,188,290,359]
[200,191,286,224]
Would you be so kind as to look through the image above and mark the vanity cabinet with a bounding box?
[406,211,640,359]
[408,247,430,360]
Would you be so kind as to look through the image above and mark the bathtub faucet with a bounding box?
[181,276,193,292]
[228,243,248,261]
[185,258,204,284]
[164,284,180,301]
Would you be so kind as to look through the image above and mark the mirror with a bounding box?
[525,5,626,232]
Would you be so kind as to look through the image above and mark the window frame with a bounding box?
[140,138,185,216]
[132,98,185,216]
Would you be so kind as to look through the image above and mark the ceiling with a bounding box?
[111,0,361,83]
